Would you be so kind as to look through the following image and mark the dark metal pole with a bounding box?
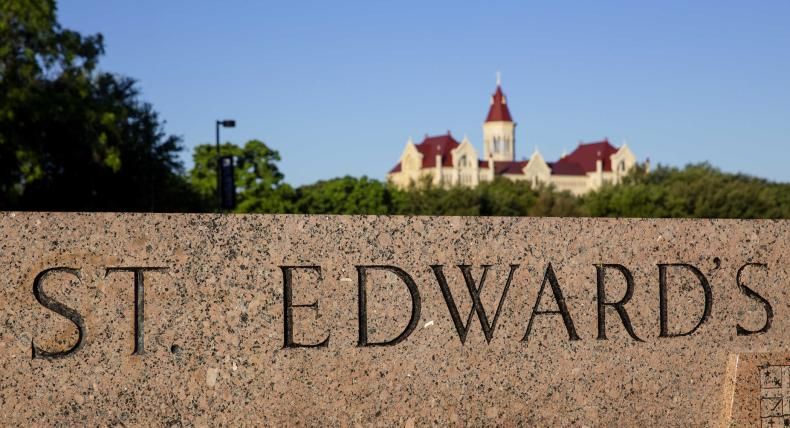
[215,121,221,211]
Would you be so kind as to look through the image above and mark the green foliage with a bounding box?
[477,179,537,216]
[392,177,482,216]
[189,140,290,213]
[184,149,790,218]
[293,176,393,215]
[528,184,582,217]
[389,177,581,217]
[0,0,201,211]
[581,163,790,219]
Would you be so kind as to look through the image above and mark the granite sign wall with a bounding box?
[0,213,787,425]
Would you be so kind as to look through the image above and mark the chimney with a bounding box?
[596,150,603,175]
[435,154,442,184]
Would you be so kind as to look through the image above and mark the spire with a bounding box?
[529,146,545,163]
[485,79,513,122]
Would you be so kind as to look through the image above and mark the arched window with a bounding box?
[619,161,626,172]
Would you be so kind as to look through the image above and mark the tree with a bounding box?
[0,0,200,211]
[392,177,481,216]
[294,176,394,214]
[581,163,790,219]
[392,177,543,216]
[528,185,580,217]
[478,178,538,216]
[189,140,291,212]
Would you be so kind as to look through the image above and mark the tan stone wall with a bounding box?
[1,213,787,425]
[483,120,516,161]
[547,174,593,195]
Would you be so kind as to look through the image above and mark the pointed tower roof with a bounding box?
[485,83,513,123]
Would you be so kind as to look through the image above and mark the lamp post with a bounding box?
[215,119,236,210]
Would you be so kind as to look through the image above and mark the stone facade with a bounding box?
[388,81,639,195]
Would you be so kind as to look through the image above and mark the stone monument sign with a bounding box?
[0,213,786,425]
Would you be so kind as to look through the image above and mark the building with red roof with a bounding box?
[388,76,638,195]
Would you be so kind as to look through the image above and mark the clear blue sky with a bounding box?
[59,0,790,185]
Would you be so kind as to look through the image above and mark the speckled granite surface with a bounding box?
[0,212,787,426]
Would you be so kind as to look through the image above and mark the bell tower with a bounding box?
[483,72,516,162]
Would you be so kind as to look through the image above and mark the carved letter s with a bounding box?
[31,267,85,359]
[736,263,773,336]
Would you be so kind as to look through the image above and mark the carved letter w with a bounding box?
[430,265,519,344]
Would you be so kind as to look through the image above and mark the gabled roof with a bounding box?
[551,140,618,176]
[485,86,513,122]
[389,133,460,173]
[479,160,528,175]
